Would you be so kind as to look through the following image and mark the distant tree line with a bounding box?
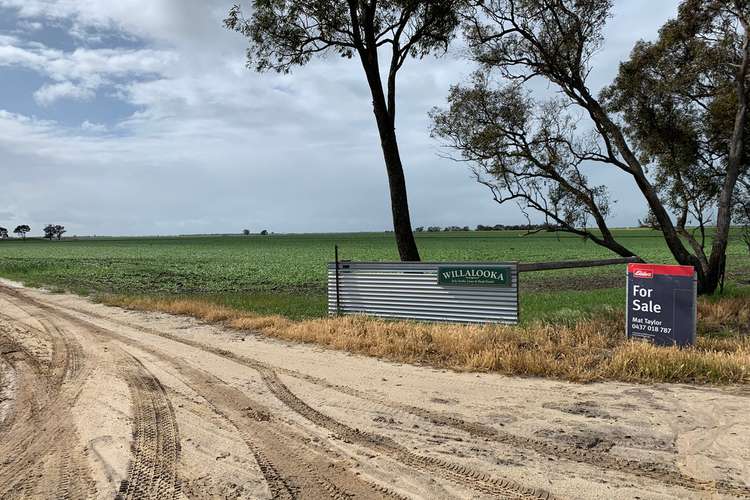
[0,225,32,240]
[414,223,561,233]
[0,224,68,241]
[414,226,470,233]
[475,223,562,232]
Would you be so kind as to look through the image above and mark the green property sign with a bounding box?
[437,266,512,287]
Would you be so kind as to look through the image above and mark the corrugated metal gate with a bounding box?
[327,261,518,324]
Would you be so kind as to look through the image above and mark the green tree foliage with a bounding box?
[431,0,750,293]
[602,0,750,269]
[225,1,470,261]
[43,224,66,240]
[13,225,30,240]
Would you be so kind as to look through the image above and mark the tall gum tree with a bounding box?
[431,0,749,293]
[225,1,469,261]
[603,0,750,291]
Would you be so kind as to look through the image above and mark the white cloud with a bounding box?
[34,81,95,105]
[0,43,49,67]
[0,43,176,81]
[0,0,684,235]
[80,120,106,132]
[0,34,19,45]
[17,20,43,32]
[0,36,178,103]
[0,0,234,49]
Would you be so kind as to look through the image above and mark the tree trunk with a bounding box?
[374,118,421,261]
[357,41,421,261]
[581,93,712,290]
[704,19,750,294]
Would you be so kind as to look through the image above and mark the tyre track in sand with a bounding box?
[0,350,17,427]
[111,339,491,500]
[1,286,405,500]
[255,360,553,500]
[40,308,422,499]
[58,297,750,499]
[159,362,398,500]
[25,291,557,499]
[116,354,182,500]
[0,290,182,500]
[0,310,96,499]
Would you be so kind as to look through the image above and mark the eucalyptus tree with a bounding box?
[13,225,30,240]
[431,0,749,293]
[43,224,66,240]
[225,1,470,261]
[603,0,750,286]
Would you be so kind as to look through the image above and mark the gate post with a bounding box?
[334,245,341,315]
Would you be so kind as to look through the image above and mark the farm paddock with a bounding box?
[0,229,747,384]
[0,230,748,498]
[0,229,747,316]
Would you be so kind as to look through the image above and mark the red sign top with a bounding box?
[627,263,695,278]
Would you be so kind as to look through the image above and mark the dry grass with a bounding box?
[698,297,750,336]
[102,295,750,385]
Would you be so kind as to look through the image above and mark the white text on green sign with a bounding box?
[437,266,512,287]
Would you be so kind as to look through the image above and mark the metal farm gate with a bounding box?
[327,261,519,324]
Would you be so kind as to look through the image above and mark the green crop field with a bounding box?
[0,230,747,320]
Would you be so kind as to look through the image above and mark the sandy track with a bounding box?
[0,282,748,499]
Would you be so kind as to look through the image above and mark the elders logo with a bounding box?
[633,269,654,279]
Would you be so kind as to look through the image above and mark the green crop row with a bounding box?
[0,229,746,298]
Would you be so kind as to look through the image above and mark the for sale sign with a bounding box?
[626,263,696,346]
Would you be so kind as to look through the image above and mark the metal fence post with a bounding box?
[334,245,341,315]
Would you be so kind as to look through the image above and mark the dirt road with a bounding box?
[0,280,748,499]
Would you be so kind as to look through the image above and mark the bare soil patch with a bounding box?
[521,271,623,292]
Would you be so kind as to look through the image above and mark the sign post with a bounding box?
[626,263,697,346]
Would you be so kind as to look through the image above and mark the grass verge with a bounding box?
[164,291,327,320]
[98,287,628,324]
[100,292,750,385]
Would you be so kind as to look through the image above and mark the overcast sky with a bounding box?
[0,0,682,236]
